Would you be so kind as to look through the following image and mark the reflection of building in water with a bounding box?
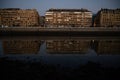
[3,40,41,54]
[96,40,120,54]
[46,40,91,53]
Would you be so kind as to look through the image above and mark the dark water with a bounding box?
[0,36,120,68]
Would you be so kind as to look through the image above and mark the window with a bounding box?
[57,13,61,17]
[77,19,80,21]
[57,19,62,21]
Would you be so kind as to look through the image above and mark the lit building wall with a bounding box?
[0,15,1,26]
[45,9,92,27]
[94,8,120,27]
[0,8,40,27]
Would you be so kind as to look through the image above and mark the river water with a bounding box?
[0,36,120,68]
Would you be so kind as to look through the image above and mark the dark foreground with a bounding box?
[0,57,120,80]
[1,31,120,37]
[0,27,120,37]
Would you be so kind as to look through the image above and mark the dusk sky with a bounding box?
[0,0,120,15]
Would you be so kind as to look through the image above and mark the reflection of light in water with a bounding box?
[38,42,47,56]
[0,37,120,68]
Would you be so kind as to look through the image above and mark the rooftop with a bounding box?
[47,8,91,12]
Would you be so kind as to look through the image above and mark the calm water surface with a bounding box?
[0,36,120,68]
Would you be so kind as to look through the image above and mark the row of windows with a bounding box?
[46,20,91,22]
[46,14,91,17]
[46,12,91,15]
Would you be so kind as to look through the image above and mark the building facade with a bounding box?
[45,8,92,27]
[0,8,40,27]
[0,15,1,26]
[94,8,120,27]
[46,40,91,53]
[40,16,45,27]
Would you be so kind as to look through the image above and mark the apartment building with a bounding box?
[0,8,40,27]
[45,8,92,27]
[40,16,45,27]
[0,15,1,26]
[94,8,120,27]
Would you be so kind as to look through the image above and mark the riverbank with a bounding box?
[0,27,120,37]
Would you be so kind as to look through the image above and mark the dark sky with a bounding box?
[0,0,120,15]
